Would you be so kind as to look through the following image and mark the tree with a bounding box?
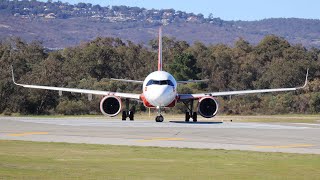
[208,13,213,20]
[168,53,199,81]
[255,35,291,62]
[0,33,319,115]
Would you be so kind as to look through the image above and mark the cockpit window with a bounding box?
[146,80,174,86]
[146,80,153,86]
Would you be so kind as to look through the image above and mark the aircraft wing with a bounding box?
[12,68,141,100]
[179,69,309,100]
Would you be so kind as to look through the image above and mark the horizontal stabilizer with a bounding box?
[110,78,144,84]
[177,79,209,84]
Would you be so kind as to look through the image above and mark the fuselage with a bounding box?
[142,71,177,107]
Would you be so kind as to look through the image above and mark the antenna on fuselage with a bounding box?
[158,26,163,71]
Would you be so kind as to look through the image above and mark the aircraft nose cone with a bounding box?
[147,86,174,106]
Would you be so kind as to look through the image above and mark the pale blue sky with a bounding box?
[50,0,319,20]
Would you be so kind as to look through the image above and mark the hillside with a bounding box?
[0,0,320,48]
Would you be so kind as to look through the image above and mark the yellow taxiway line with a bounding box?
[136,137,185,142]
[7,132,49,137]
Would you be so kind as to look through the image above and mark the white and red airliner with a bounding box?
[12,28,309,122]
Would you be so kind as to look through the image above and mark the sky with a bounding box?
[52,0,319,21]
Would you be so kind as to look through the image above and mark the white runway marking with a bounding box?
[293,123,320,127]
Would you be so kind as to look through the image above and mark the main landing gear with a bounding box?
[122,110,134,121]
[183,100,197,122]
[122,99,135,121]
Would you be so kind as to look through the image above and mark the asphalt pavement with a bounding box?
[0,116,319,154]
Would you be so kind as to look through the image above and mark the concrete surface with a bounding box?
[0,116,319,154]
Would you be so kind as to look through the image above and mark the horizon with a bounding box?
[39,0,320,21]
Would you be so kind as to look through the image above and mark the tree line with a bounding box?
[0,35,320,115]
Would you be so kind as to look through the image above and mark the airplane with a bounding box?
[12,27,309,122]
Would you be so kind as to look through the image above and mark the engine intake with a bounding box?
[100,96,122,117]
[198,97,219,118]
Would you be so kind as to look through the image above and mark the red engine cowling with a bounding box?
[197,97,219,118]
[100,96,122,117]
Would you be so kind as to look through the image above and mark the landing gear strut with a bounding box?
[183,100,197,122]
[122,111,127,121]
[122,99,134,121]
[155,106,164,122]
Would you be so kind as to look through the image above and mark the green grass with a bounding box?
[0,140,319,180]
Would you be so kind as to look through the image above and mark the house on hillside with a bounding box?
[45,13,56,19]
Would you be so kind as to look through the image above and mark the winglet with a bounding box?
[298,68,309,89]
[11,65,18,85]
[158,26,163,71]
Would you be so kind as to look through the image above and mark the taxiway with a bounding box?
[0,116,319,154]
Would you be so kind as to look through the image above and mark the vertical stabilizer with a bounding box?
[158,27,163,71]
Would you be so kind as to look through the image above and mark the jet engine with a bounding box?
[100,96,122,117]
[197,97,219,118]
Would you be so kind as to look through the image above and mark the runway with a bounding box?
[0,116,319,154]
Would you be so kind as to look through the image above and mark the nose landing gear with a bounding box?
[155,106,164,122]
[155,115,164,122]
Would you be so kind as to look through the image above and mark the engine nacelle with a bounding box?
[100,96,122,117]
[197,97,219,118]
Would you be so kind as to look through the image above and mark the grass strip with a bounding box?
[0,140,319,180]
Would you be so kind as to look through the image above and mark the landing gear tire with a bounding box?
[192,112,197,122]
[122,111,127,121]
[185,112,190,122]
[129,111,134,121]
[155,115,164,122]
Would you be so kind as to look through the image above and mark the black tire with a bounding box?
[155,115,164,122]
[122,111,127,121]
[185,112,190,122]
[129,111,134,121]
[158,115,164,122]
[192,112,197,122]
